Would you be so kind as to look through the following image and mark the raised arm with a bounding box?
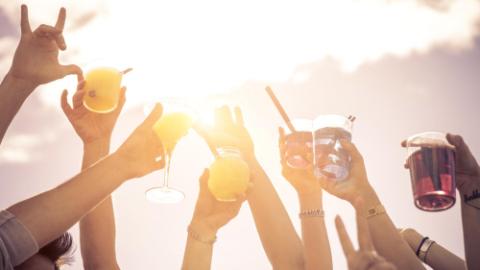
[0,5,81,144]
[320,140,425,270]
[182,169,246,270]
[278,127,332,270]
[7,104,164,250]
[61,81,127,269]
[400,228,466,270]
[195,106,304,270]
[335,199,396,270]
[445,134,480,270]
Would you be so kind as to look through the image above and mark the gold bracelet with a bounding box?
[187,225,217,245]
[299,209,325,218]
[365,204,386,219]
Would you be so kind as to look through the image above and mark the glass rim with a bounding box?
[313,114,353,132]
[406,131,455,150]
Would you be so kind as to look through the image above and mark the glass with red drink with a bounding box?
[406,132,456,211]
[282,119,313,169]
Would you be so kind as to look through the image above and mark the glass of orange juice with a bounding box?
[208,147,250,201]
[82,67,132,113]
[145,103,194,204]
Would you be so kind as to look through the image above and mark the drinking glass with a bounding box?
[145,104,193,203]
[282,119,313,169]
[82,67,125,113]
[208,147,250,201]
[406,132,456,211]
[313,115,353,181]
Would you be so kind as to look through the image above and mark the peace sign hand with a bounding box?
[335,199,397,270]
[8,5,82,92]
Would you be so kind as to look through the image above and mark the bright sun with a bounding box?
[14,0,477,107]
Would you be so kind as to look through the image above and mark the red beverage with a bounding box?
[406,132,456,212]
[284,131,313,169]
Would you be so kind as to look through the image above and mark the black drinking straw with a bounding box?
[121,68,133,75]
[265,86,296,133]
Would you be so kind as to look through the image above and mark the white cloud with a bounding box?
[0,134,41,163]
[0,0,479,106]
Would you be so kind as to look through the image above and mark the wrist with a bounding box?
[355,184,381,208]
[109,151,137,181]
[3,72,37,95]
[84,138,111,153]
[299,191,323,211]
[189,218,218,240]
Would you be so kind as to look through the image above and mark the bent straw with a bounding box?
[265,86,296,133]
[121,68,133,75]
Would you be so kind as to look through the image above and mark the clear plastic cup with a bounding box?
[313,115,353,181]
[406,132,456,211]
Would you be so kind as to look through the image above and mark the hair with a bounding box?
[38,232,74,269]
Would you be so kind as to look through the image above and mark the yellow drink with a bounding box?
[208,148,250,201]
[153,112,193,153]
[82,67,122,113]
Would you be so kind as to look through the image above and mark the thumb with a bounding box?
[339,139,364,164]
[141,103,163,128]
[60,89,73,117]
[198,169,210,192]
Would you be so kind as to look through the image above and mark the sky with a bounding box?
[1,0,480,269]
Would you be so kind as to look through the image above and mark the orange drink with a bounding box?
[208,147,250,201]
[82,67,123,113]
[153,112,193,153]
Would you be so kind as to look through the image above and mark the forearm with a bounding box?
[246,157,304,270]
[182,237,213,270]
[182,221,215,270]
[299,193,332,270]
[402,228,466,270]
[7,153,127,248]
[0,74,35,144]
[80,140,120,270]
[461,200,480,270]
[360,187,425,270]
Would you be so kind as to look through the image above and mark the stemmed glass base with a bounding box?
[145,186,185,204]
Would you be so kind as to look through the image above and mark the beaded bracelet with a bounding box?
[187,225,217,245]
[299,209,325,218]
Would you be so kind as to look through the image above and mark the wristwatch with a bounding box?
[464,188,480,209]
[418,238,435,262]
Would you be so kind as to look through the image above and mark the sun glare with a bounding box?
[12,0,476,107]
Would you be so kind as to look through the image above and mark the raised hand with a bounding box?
[319,140,373,203]
[278,127,321,196]
[446,134,480,196]
[335,200,397,270]
[189,169,246,239]
[114,104,165,178]
[8,5,81,90]
[194,106,254,158]
[61,81,126,144]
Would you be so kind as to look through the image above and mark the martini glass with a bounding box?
[145,103,194,203]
